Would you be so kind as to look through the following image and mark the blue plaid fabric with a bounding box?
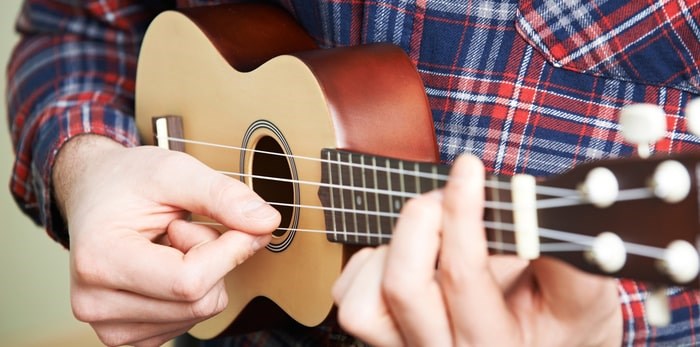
[7,0,700,345]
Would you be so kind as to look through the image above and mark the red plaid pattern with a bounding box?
[7,0,700,345]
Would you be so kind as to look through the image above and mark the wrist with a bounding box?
[52,135,125,220]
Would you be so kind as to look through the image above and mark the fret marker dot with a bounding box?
[356,195,363,206]
[394,199,402,211]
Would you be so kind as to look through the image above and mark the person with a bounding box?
[6,0,700,346]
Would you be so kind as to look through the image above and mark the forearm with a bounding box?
[6,0,169,247]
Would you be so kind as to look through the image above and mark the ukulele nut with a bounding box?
[581,167,618,208]
[511,174,540,260]
[652,160,691,203]
[588,232,626,273]
[661,240,700,284]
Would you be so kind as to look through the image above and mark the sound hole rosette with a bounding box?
[240,120,300,252]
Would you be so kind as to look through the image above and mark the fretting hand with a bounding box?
[53,135,281,346]
[333,155,622,347]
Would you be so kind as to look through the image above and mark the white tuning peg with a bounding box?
[686,98,700,137]
[651,160,691,203]
[588,232,626,273]
[646,287,671,327]
[580,167,619,208]
[661,240,700,284]
[619,103,666,158]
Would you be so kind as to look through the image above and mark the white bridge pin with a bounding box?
[619,103,666,158]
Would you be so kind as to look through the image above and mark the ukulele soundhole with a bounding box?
[241,120,300,253]
[252,136,294,238]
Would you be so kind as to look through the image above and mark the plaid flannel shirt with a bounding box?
[6,0,700,345]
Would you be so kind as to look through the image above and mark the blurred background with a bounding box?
[2,1,123,346]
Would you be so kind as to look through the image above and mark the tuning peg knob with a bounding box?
[588,232,626,273]
[660,240,699,284]
[580,167,618,208]
[646,287,671,327]
[685,98,700,137]
[651,160,691,203]
[619,103,666,158]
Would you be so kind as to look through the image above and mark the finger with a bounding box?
[438,154,519,345]
[132,327,191,347]
[74,229,270,301]
[167,219,221,253]
[91,318,199,347]
[150,148,281,234]
[335,246,403,347]
[71,280,227,324]
[531,257,619,318]
[382,192,452,346]
[332,247,375,302]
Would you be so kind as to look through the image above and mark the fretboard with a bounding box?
[317,149,516,254]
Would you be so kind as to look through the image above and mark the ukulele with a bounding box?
[135,3,700,339]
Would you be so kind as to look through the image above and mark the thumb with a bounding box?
[149,149,281,234]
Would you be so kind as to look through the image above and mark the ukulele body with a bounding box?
[135,3,437,339]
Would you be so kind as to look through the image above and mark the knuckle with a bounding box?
[437,255,473,290]
[381,275,415,308]
[210,177,242,214]
[94,327,130,347]
[189,290,227,319]
[72,252,105,285]
[71,293,101,322]
[171,275,208,302]
[336,302,369,337]
[400,195,441,219]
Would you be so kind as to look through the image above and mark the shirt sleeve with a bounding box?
[619,279,700,345]
[6,0,173,248]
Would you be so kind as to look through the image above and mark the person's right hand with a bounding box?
[53,135,281,346]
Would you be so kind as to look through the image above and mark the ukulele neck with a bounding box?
[317,148,518,254]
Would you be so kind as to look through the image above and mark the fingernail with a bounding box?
[243,199,278,220]
[252,235,270,252]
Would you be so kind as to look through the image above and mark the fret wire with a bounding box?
[165,135,582,197]
[348,153,359,244]
[337,151,348,244]
[359,155,372,245]
[489,176,505,255]
[372,156,383,245]
[387,159,397,220]
[376,156,393,242]
[431,165,438,191]
[326,150,338,241]
[399,161,406,213]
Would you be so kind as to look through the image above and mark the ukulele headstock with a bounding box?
[538,153,700,289]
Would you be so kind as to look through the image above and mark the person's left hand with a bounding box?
[332,155,622,347]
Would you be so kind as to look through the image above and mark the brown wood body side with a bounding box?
[180,3,439,164]
[174,3,439,336]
